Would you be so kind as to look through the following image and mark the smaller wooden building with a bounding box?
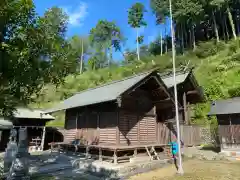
[46,69,204,163]
[209,98,240,151]
[0,108,55,151]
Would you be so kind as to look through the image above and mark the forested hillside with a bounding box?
[1,0,240,126]
[31,38,240,127]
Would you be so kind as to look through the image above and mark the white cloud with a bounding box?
[64,2,88,27]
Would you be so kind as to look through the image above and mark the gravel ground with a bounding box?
[129,159,240,180]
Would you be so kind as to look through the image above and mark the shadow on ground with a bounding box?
[199,145,221,153]
[30,151,120,180]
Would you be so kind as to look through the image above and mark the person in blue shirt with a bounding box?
[169,141,179,170]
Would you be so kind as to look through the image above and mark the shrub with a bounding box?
[228,86,240,97]
[195,41,226,59]
[228,38,240,54]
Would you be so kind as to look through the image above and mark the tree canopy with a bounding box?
[89,20,122,67]
[2,0,240,126]
[0,0,74,116]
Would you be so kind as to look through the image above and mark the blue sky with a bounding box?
[34,0,170,60]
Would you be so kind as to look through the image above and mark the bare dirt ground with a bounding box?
[129,159,240,180]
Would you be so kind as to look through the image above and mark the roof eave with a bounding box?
[186,71,205,102]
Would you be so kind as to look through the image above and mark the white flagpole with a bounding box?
[169,0,184,174]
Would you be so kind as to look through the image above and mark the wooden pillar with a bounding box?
[40,126,46,151]
[116,110,120,145]
[137,113,140,144]
[113,150,118,164]
[134,148,137,157]
[154,106,158,143]
[86,146,89,158]
[183,92,188,125]
[99,148,102,161]
[229,115,234,147]
[187,102,190,124]
[97,112,100,143]
[75,112,78,139]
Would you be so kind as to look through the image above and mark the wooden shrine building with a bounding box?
[209,98,240,152]
[0,108,55,151]
[45,69,204,163]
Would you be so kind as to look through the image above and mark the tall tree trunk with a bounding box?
[224,15,230,40]
[235,15,240,35]
[105,48,109,67]
[160,29,163,56]
[220,11,226,41]
[192,25,196,50]
[183,23,188,48]
[227,6,237,40]
[189,28,192,49]
[136,28,140,61]
[212,11,220,42]
[165,27,168,53]
[180,23,184,53]
[109,46,113,67]
[80,39,84,74]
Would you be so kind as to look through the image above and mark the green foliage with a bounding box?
[0,0,73,116]
[128,3,147,28]
[137,35,144,44]
[194,41,225,58]
[228,38,240,54]
[89,20,122,66]
[228,86,240,98]
[69,35,90,73]
[4,0,240,128]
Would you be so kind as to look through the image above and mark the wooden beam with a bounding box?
[183,92,188,125]
[153,98,171,103]
[117,97,122,107]
[187,90,199,95]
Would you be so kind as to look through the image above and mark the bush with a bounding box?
[195,41,226,59]
[228,38,240,54]
[228,86,240,97]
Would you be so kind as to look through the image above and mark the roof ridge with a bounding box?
[159,69,190,78]
[75,69,156,95]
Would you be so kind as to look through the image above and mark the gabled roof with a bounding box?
[0,118,13,129]
[160,71,191,88]
[208,97,240,115]
[45,70,164,113]
[160,69,204,102]
[0,108,55,129]
[13,108,55,119]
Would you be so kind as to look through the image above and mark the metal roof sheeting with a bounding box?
[45,71,153,113]
[0,118,13,129]
[208,97,240,115]
[44,70,195,114]
[161,71,190,88]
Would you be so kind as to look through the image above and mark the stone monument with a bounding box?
[6,127,30,180]
[4,129,18,173]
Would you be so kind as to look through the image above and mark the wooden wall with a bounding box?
[65,102,118,145]
[117,87,159,145]
[118,110,157,145]
[218,125,240,150]
[63,85,179,146]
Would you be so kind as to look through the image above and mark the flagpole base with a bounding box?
[177,166,184,175]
